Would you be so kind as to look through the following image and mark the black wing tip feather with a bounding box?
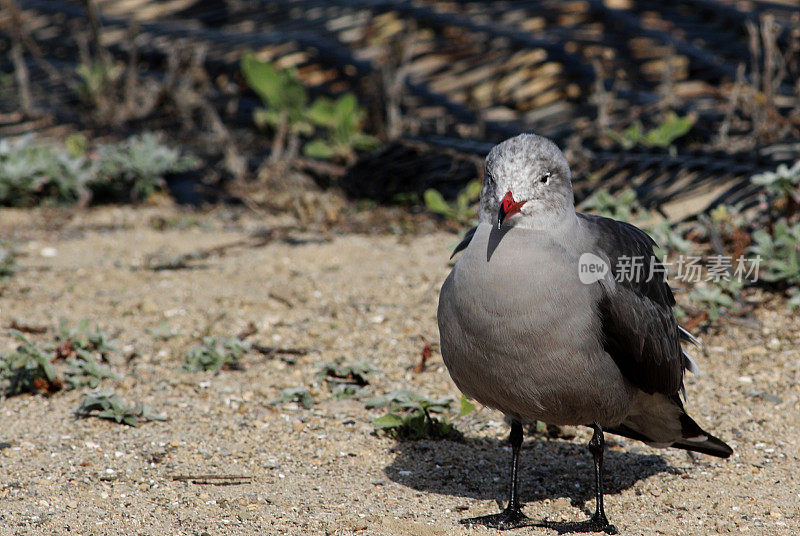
[450,226,477,259]
[605,422,733,458]
[676,409,733,458]
[607,398,733,459]
[671,435,733,459]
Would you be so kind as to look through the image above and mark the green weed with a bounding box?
[303,94,379,161]
[75,390,166,427]
[316,360,377,386]
[75,60,122,107]
[64,350,121,390]
[56,319,117,361]
[369,391,465,440]
[181,337,251,372]
[751,161,800,215]
[688,279,742,321]
[146,322,182,341]
[749,222,800,286]
[579,188,639,220]
[0,330,62,396]
[241,53,313,137]
[270,387,313,409]
[241,54,377,162]
[0,134,197,206]
[606,112,695,149]
[0,135,93,206]
[0,244,16,280]
[424,180,482,226]
[644,220,692,255]
[91,133,198,202]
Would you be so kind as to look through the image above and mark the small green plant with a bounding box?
[55,319,117,361]
[146,321,182,341]
[241,53,313,137]
[91,133,198,202]
[75,60,123,106]
[688,280,741,321]
[303,94,379,161]
[0,135,93,206]
[316,360,377,386]
[64,350,121,390]
[751,161,800,207]
[269,387,313,409]
[75,390,166,427]
[181,337,251,372]
[424,180,482,226]
[369,390,462,440]
[330,383,370,399]
[366,390,453,413]
[788,287,800,311]
[749,222,800,286]
[607,112,695,149]
[579,188,639,220]
[241,53,378,163]
[644,220,692,255]
[0,134,197,207]
[0,330,62,396]
[0,244,16,280]
[458,394,476,417]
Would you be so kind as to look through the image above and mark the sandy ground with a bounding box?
[0,206,798,536]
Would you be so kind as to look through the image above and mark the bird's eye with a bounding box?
[540,172,550,184]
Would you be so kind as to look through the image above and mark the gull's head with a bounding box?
[479,133,574,230]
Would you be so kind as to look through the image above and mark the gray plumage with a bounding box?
[438,133,731,457]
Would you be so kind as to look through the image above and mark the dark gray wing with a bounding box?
[579,213,685,395]
[450,226,478,259]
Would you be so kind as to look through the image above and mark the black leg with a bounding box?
[460,420,535,529]
[538,423,618,534]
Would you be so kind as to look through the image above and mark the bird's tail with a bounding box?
[606,393,733,459]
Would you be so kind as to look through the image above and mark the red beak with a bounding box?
[497,191,526,229]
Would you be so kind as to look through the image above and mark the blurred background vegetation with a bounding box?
[0,0,799,332]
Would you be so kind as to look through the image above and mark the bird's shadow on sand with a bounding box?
[384,434,678,510]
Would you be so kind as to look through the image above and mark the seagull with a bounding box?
[437,133,732,534]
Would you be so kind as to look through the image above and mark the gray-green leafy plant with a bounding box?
[270,387,313,409]
[0,135,93,206]
[241,53,313,137]
[146,322,182,341]
[303,94,379,161]
[751,161,800,204]
[0,134,197,206]
[330,383,370,399]
[64,350,121,390]
[788,287,800,311]
[56,319,117,361]
[369,391,465,440]
[75,390,166,427]
[181,337,251,372]
[91,133,198,202]
[458,394,476,417]
[644,220,692,255]
[366,390,453,413]
[424,180,482,226]
[688,279,741,321]
[316,360,377,386]
[606,112,695,149]
[0,330,62,396]
[75,60,122,107]
[241,54,377,162]
[0,244,16,280]
[579,188,639,220]
[749,222,800,286]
